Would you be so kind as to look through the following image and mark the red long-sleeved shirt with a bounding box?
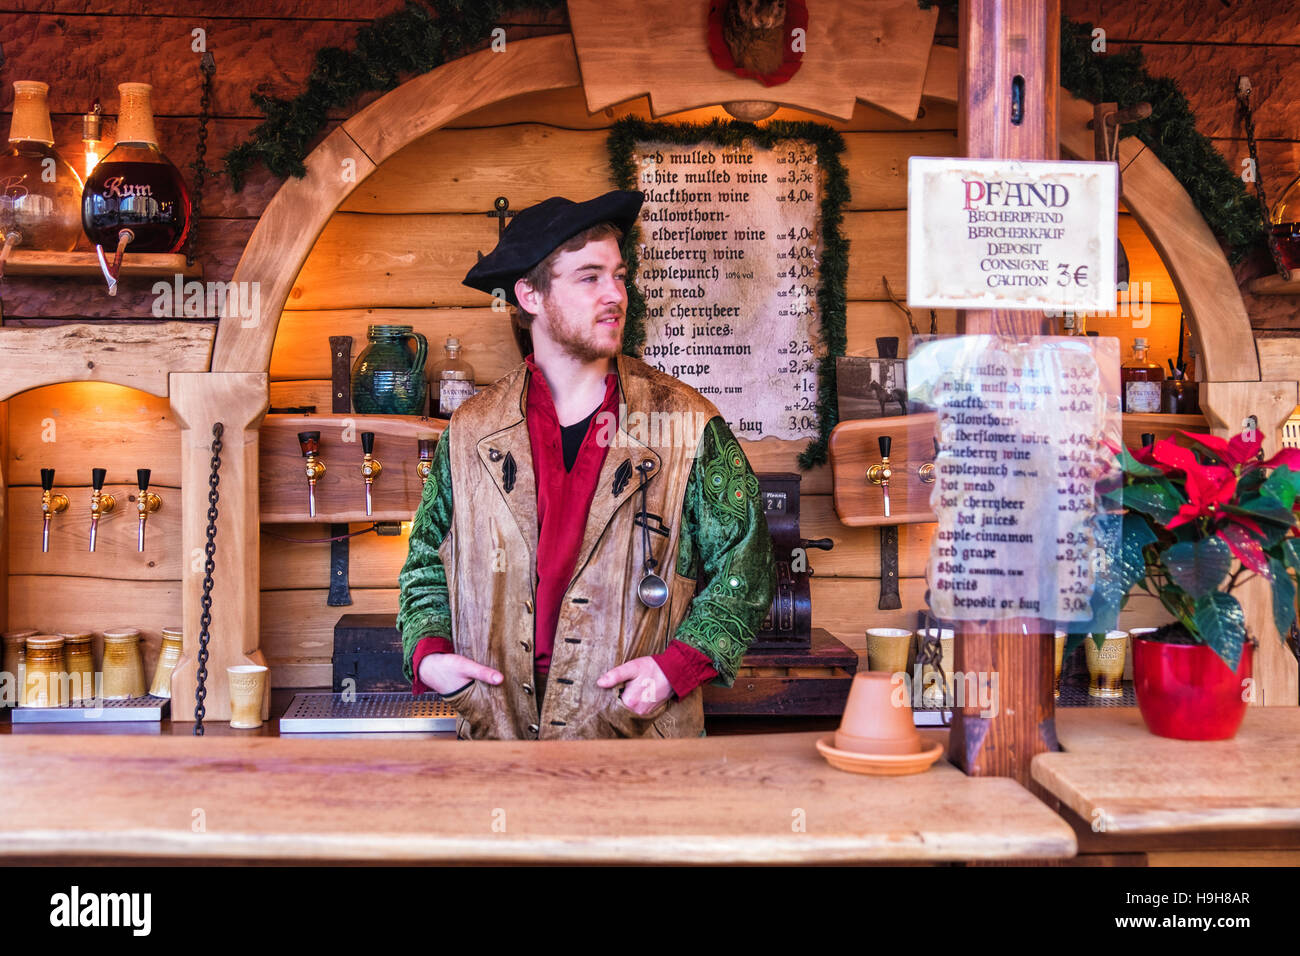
[411,354,717,701]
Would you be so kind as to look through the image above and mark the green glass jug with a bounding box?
[351,325,429,414]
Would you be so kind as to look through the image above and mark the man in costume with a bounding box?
[398,188,774,739]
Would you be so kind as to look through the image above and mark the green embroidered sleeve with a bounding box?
[673,415,776,687]
[397,425,454,683]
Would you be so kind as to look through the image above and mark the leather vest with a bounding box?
[437,354,722,740]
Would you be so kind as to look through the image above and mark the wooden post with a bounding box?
[948,0,1061,783]
[169,372,269,723]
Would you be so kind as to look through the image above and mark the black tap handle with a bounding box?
[418,437,436,459]
[297,431,321,456]
[41,468,54,492]
[361,431,375,455]
[137,468,151,492]
[932,438,940,458]
[801,537,835,552]
[878,435,892,459]
[1141,432,1156,447]
[91,468,106,491]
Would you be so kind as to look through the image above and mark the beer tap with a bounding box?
[359,432,382,516]
[866,435,893,518]
[298,431,325,518]
[89,467,115,552]
[919,438,939,484]
[39,468,69,553]
[135,468,162,552]
[417,436,436,489]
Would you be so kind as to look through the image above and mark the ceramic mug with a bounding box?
[58,631,96,703]
[2,628,36,708]
[149,626,184,699]
[23,634,66,707]
[1085,630,1128,698]
[866,627,912,676]
[228,664,268,729]
[101,627,146,699]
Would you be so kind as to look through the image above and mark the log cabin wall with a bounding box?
[0,2,1292,691]
[264,86,1188,687]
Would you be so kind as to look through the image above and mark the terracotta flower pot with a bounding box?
[835,671,921,755]
[1132,637,1254,741]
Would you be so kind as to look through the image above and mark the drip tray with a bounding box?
[280,692,457,733]
[9,696,169,723]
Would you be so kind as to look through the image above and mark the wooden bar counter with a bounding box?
[1034,707,1300,833]
[1032,708,1300,866]
[0,729,1077,865]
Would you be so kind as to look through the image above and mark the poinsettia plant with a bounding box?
[1093,428,1300,670]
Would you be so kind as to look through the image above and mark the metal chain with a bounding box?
[186,51,216,268]
[193,422,224,735]
[917,609,951,727]
[1236,78,1290,280]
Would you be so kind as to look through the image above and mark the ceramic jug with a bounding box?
[351,325,429,414]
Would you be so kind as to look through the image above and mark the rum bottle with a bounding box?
[82,83,192,253]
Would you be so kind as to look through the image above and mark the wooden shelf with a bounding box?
[259,413,446,525]
[2,250,201,279]
[1248,274,1300,296]
[829,411,1210,528]
[1121,412,1206,446]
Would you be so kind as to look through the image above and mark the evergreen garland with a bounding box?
[918,1,1263,261]
[223,0,566,190]
[608,118,850,469]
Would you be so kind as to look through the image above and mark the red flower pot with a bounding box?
[1132,638,1254,740]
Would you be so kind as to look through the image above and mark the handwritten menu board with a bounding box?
[908,336,1121,622]
[633,139,824,441]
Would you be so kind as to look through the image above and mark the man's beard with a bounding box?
[541,301,623,362]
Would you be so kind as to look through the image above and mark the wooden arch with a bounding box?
[214,36,1264,388]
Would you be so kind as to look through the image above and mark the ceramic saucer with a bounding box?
[815,735,944,776]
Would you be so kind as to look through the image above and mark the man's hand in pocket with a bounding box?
[418,653,503,696]
[597,657,672,715]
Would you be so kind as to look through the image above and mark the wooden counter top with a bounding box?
[0,730,1076,864]
[1032,707,1300,835]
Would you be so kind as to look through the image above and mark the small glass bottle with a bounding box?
[1121,337,1163,413]
[430,337,476,418]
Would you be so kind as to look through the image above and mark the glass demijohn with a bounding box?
[0,81,84,253]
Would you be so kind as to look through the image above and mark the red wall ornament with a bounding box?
[708,0,808,87]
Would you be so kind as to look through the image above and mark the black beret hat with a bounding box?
[462,189,644,306]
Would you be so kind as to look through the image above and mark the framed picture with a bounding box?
[836,356,908,420]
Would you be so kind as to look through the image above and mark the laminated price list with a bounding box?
[909,335,1120,622]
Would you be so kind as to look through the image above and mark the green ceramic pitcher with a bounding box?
[351,325,429,414]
